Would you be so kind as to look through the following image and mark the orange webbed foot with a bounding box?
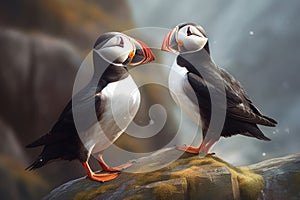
[176,145,201,154]
[88,172,119,182]
[83,161,119,182]
[177,145,215,156]
[97,154,135,172]
[100,161,135,172]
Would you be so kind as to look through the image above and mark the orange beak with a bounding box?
[161,28,178,53]
[130,39,155,66]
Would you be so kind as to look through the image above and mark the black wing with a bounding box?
[179,51,277,127]
[186,72,274,140]
[26,85,102,148]
[219,68,277,126]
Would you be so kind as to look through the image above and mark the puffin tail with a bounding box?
[253,129,271,141]
[262,115,278,126]
[26,133,52,148]
[26,143,62,171]
[26,154,48,171]
[244,124,271,141]
[26,145,57,171]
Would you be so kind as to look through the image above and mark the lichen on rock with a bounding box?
[44,149,300,200]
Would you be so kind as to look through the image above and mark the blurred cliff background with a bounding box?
[0,0,300,199]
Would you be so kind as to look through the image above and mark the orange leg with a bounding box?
[177,145,201,154]
[177,140,215,155]
[201,140,216,155]
[83,162,119,182]
[98,154,134,172]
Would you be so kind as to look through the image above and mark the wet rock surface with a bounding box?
[250,153,300,200]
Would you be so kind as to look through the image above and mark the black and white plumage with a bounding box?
[162,23,277,154]
[26,32,155,182]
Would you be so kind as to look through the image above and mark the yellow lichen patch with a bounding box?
[161,159,189,171]
[123,194,143,200]
[74,184,118,200]
[126,171,166,190]
[162,154,200,169]
[236,167,264,200]
[153,183,178,200]
[188,159,213,166]
[73,155,264,200]
[209,156,243,172]
[168,155,264,199]
[170,166,201,178]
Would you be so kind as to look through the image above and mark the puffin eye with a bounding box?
[95,35,135,65]
[185,26,204,38]
[119,37,124,48]
[103,36,124,48]
[187,27,192,36]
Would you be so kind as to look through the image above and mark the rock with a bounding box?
[0,28,82,146]
[0,155,49,200]
[45,147,284,200]
[0,28,87,186]
[0,118,28,163]
[249,153,300,200]
[0,0,134,50]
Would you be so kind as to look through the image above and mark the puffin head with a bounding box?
[162,23,209,54]
[94,32,155,67]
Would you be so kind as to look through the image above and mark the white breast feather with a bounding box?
[81,75,140,155]
[169,61,201,126]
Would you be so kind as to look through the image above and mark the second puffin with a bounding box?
[162,23,277,155]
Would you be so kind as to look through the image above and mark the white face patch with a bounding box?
[95,35,135,65]
[177,25,208,53]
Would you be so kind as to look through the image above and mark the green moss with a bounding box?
[74,184,118,200]
[236,167,264,200]
[123,194,143,200]
[167,155,264,200]
[126,171,167,191]
[188,159,213,166]
[162,157,192,170]
[74,154,264,200]
[153,183,178,200]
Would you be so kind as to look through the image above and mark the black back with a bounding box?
[177,49,277,140]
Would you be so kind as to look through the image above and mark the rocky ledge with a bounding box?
[44,148,300,200]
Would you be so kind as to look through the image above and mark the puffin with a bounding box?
[26,32,155,182]
[161,23,277,154]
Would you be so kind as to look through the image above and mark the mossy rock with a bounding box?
[44,147,284,200]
